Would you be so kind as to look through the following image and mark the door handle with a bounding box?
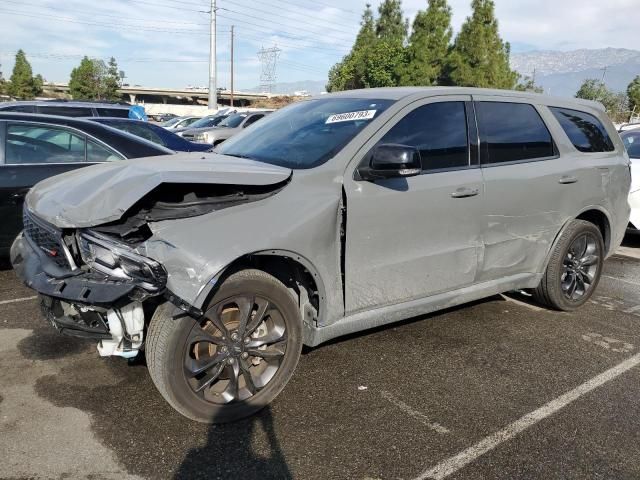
[450,187,479,199]
[12,192,25,198]
[558,176,578,185]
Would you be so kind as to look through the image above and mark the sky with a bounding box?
[0,0,638,91]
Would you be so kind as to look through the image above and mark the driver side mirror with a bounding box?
[358,144,422,181]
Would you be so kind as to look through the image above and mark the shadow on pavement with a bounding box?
[175,407,292,480]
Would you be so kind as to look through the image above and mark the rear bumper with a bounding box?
[11,233,135,306]
[629,190,640,231]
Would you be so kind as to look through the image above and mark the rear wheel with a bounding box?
[146,269,302,423]
[534,220,604,311]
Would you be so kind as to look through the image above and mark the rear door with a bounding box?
[344,95,485,313]
[472,97,579,281]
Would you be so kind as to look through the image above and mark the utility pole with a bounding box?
[208,0,217,110]
[230,25,234,107]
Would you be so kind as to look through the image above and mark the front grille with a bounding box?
[23,210,70,269]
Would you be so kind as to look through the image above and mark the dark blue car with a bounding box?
[89,118,212,152]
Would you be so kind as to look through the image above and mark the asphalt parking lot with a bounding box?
[2,237,640,480]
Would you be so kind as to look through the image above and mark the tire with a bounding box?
[146,269,302,423]
[533,220,604,311]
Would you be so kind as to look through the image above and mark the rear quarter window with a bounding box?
[96,108,130,118]
[37,106,94,117]
[549,107,615,153]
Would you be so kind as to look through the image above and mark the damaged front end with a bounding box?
[12,209,167,358]
[11,161,291,359]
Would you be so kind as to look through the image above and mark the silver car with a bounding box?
[181,111,270,145]
[11,87,631,423]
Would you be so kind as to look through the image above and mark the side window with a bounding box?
[377,102,469,171]
[622,133,640,158]
[549,107,615,153]
[118,124,165,146]
[5,124,86,164]
[243,114,264,127]
[38,106,94,117]
[87,140,122,162]
[476,102,555,164]
[1,105,35,113]
[96,108,130,118]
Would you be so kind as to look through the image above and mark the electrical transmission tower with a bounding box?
[257,45,281,93]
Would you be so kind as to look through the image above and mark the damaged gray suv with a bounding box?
[11,88,631,423]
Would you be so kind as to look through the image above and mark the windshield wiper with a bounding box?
[223,153,254,160]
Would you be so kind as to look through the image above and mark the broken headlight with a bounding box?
[78,231,167,292]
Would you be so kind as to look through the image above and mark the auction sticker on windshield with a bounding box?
[326,110,377,124]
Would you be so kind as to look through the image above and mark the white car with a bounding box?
[621,129,640,231]
[161,116,201,131]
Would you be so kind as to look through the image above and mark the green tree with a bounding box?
[445,0,517,89]
[399,0,453,86]
[376,0,407,46]
[627,75,640,114]
[575,78,628,122]
[104,57,121,101]
[326,1,408,91]
[69,56,109,100]
[327,4,378,91]
[515,74,543,93]
[0,64,6,95]
[7,50,42,99]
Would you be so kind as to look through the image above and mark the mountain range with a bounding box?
[257,48,640,98]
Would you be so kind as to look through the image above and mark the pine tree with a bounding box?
[69,57,108,100]
[0,64,6,95]
[627,76,640,114]
[445,0,517,89]
[400,0,453,86]
[7,50,41,99]
[327,4,377,91]
[375,0,407,46]
[104,57,121,101]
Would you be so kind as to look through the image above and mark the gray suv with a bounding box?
[181,111,270,145]
[11,87,631,423]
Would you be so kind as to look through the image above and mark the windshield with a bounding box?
[217,98,394,169]
[189,115,223,129]
[218,113,248,128]
[161,117,182,127]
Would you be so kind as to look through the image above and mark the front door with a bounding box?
[343,96,484,314]
[0,122,90,252]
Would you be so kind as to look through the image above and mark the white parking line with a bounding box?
[414,353,640,480]
[381,391,450,435]
[603,275,640,288]
[0,296,37,306]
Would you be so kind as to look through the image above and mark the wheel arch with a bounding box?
[194,250,327,334]
[541,206,612,274]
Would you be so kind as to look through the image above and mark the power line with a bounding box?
[3,0,209,25]
[219,6,356,38]
[223,0,358,32]
[0,8,209,34]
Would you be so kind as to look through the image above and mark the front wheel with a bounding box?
[146,269,302,423]
[533,220,604,311]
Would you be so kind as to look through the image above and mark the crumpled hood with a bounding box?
[26,152,292,228]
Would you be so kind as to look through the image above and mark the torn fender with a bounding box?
[25,153,292,228]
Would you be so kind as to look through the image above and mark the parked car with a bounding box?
[621,129,640,232]
[0,113,172,254]
[0,100,132,118]
[173,114,229,136]
[88,118,212,152]
[181,111,271,145]
[11,88,630,423]
[618,122,640,132]
[162,116,201,131]
[150,113,178,123]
